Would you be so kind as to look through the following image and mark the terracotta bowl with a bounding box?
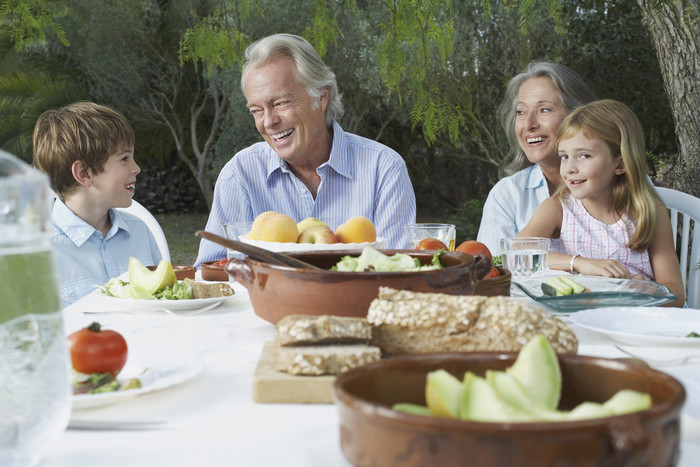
[200,260,229,282]
[225,249,493,324]
[147,264,195,281]
[473,265,511,296]
[333,353,684,467]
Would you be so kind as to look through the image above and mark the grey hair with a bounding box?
[498,61,596,174]
[240,33,344,127]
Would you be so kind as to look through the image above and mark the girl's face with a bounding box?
[558,131,625,200]
[515,77,567,167]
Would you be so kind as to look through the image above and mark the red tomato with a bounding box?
[215,258,228,267]
[68,322,128,377]
[455,240,493,262]
[415,237,448,250]
[484,266,500,279]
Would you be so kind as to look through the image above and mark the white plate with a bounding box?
[569,307,700,346]
[91,281,248,312]
[239,235,386,252]
[73,351,201,410]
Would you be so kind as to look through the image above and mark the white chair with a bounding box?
[656,186,700,308]
[117,200,171,263]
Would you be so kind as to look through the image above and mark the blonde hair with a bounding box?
[32,101,134,199]
[555,99,658,251]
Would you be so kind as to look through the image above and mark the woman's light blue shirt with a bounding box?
[476,165,550,256]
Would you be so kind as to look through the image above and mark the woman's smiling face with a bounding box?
[515,77,567,166]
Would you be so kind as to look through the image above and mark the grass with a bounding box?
[155,212,209,266]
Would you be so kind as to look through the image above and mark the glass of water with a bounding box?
[500,237,550,278]
[221,222,253,260]
[0,150,71,466]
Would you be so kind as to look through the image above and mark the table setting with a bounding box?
[36,229,700,466]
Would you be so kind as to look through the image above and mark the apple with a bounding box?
[297,217,329,235]
[297,225,339,244]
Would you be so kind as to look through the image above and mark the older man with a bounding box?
[195,33,416,265]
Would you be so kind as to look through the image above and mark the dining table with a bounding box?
[40,275,700,467]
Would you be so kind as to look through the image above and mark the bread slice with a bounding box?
[367,287,578,355]
[192,281,234,299]
[275,344,381,376]
[275,315,372,347]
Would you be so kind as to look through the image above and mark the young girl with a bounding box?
[517,99,685,307]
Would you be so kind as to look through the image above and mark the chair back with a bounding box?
[116,200,171,263]
[656,186,700,308]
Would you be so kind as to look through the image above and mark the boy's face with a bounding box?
[89,146,140,209]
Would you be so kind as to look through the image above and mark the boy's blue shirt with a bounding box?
[50,199,163,306]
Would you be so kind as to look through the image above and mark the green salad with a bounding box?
[331,247,445,272]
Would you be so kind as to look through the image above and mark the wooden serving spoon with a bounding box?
[195,231,322,270]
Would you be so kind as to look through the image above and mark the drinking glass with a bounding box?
[221,222,253,260]
[500,237,550,278]
[0,150,71,466]
[403,223,456,250]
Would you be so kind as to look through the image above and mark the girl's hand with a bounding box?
[574,257,634,278]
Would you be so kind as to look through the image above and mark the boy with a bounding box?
[33,101,163,306]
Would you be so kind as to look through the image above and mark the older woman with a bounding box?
[477,61,596,255]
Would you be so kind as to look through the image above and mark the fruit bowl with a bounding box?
[238,235,386,253]
[333,353,684,467]
[225,249,493,324]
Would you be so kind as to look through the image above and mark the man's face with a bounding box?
[244,55,329,165]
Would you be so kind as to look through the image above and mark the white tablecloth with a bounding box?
[40,285,700,467]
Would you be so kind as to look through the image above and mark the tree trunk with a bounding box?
[637,0,700,198]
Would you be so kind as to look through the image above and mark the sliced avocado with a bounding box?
[541,276,573,296]
[459,372,535,422]
[425,369,464,418]
[393,403,432,417]
[485,370,566,421]
[566,401,614,420]
[505,335,562,410]
[602,389,652,415]
[559,275,586,294]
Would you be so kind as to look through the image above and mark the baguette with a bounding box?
[275,344,381,376]
[275,315,372,347]
[192,281,234,299]
[367,287,578,355]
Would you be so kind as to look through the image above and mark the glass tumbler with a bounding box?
[221,221,254,260]
[0,150,71,466]
[500,237,551,278]
[403,223,456,250]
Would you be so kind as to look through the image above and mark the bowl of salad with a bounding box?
[225,247,492,324]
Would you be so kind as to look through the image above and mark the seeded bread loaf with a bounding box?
[275,315,372,347]
[274,345,381,376]
[367,287,578,355]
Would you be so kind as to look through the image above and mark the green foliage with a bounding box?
[0,0,69,50]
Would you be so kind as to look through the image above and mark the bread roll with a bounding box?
[192,281,234,299]
[367,287,578,355]
[275,315,372,347]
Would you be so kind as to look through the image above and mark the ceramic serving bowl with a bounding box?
[225,249,494,324]
[333,353,684,467]
[200,260,229,282]
[473,265,511,296]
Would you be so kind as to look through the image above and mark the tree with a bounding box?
[636,0,700,197]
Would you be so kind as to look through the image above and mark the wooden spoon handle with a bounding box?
[195,230,322,270]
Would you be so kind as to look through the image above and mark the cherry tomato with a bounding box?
[415,237,448,250]
[68,322,128,377]
[484,266,500,279]
[215,258,228,267]
[455,240,493,262]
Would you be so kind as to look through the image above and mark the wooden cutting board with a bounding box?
[252,341,336,404]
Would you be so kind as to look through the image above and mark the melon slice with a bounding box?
[506,334,561,410]
[425,369,463,418]
[128,257,177,295]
